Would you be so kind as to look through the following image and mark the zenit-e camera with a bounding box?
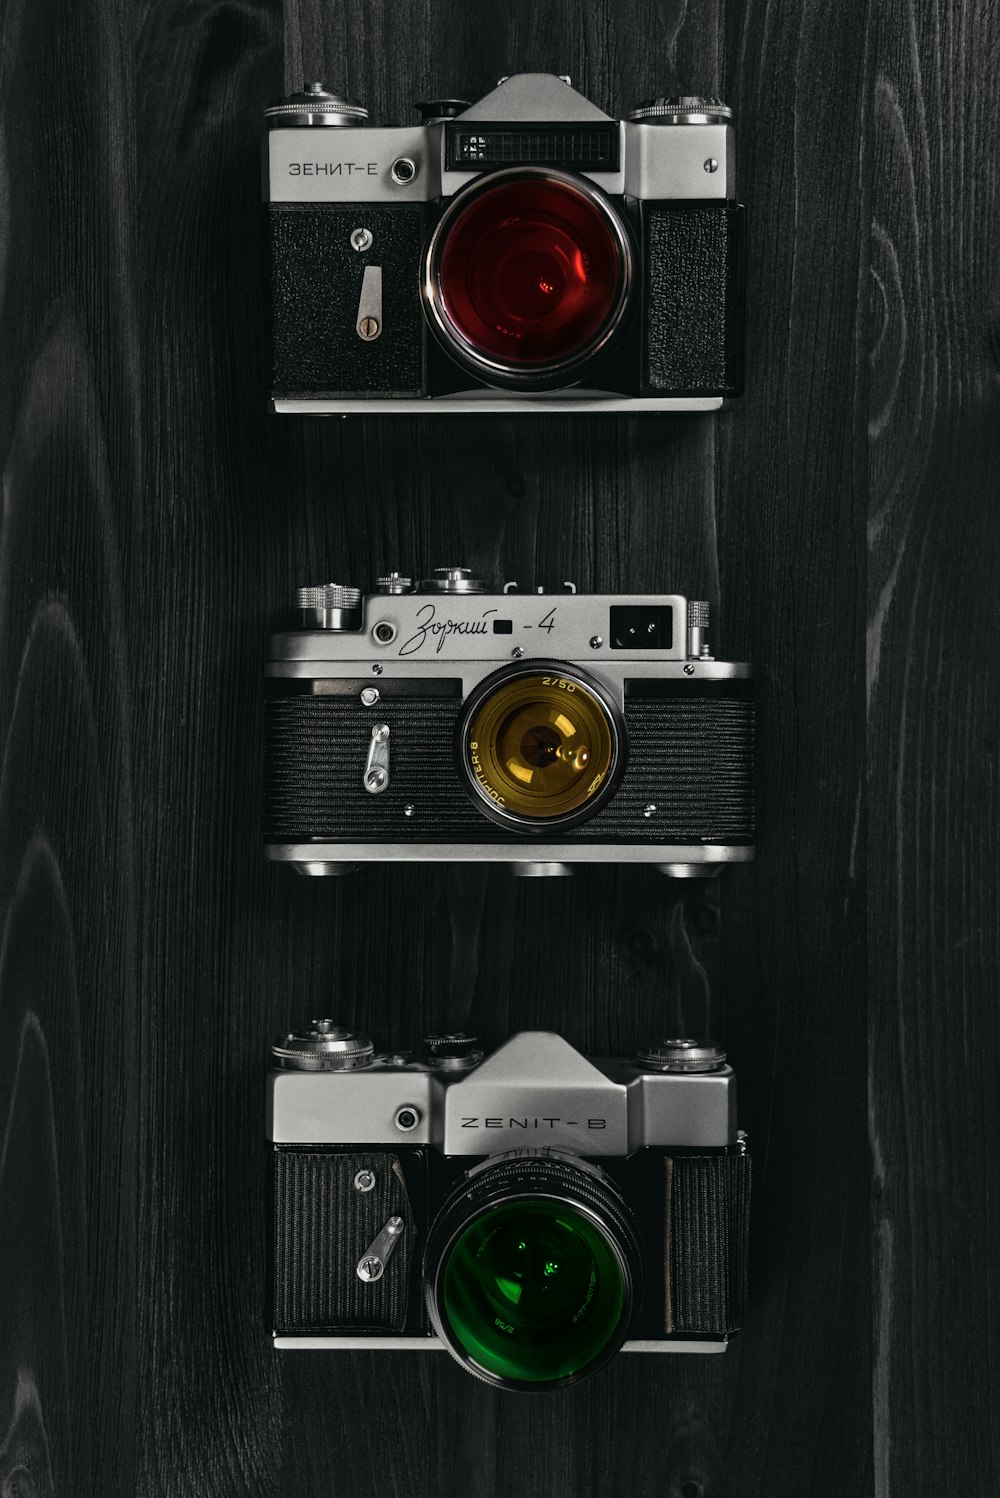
[268,1025,750,1390]
[263,566,754,877]
[263,73,744,412]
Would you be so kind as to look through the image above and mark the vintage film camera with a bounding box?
[263,73,744,412]
[268,1025,750,1389]
[263,566,754,877]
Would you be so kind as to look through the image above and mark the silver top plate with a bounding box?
[265,121,734,203]
[267,590,748,667]
[267,1031,737,1153]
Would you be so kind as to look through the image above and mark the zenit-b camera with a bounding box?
[263,566,754,876]
[268,1024,750,1390]
[263,73,744,412]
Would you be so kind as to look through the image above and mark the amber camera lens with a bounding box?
[461,668,623,828]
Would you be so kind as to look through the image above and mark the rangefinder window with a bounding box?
[610,606,673,650]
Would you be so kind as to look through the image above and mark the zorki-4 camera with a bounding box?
[267,1024,750,1390]
[263,73,744,412]
[263,566,754,876]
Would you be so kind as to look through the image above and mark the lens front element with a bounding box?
[424,169,633,386]
[460,666,623,829]
[426,1153,640,1390]
[442,1200,626,1386]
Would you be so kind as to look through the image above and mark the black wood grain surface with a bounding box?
[864,1,1000,1491]
[0,0,996,1493]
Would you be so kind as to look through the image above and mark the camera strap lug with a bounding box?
[357,1216,405,1282]
[363,724,391,793]
[356,264,383,341]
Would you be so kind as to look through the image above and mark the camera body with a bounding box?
[268,1025,750,1387]
[264,567,754,876]
[264,73,744,413]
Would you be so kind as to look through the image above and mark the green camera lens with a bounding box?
[426,1154,640,1390]
[441,1199,626,1385]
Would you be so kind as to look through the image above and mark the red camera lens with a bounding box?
[426,170,632,383]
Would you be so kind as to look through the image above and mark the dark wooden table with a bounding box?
[1,1,997,1493]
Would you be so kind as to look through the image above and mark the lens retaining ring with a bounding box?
[424,1151,643,1391]
[454,659,628,834]
[422,166,635,390]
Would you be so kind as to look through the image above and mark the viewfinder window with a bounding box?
[609,606,673,650]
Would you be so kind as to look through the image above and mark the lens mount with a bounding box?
[425,1151,642,1391]
[455,661,627,833]
[422,167,634,389]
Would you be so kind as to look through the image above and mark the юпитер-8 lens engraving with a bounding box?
[263,74,745,413]
[263,566,755,877]
[267,1025,751,1388]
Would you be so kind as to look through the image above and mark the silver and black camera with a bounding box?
[268,1024,750,1389]
[263,567,754,876]
[264,73,744,413]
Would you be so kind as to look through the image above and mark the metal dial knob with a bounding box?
[422,1033,484,1070]
[635,1038,727,1072]
[265,82,369,128]
[296,583,363,630]
[627,95,732,125]
[416,98,471,121]
[272,1020,375,1071]
[375,572,414,594]
[421,566,487,594]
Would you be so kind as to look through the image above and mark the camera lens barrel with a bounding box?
[422,167,634,389]
[455,660,627,832]
[424,1151,642,1390]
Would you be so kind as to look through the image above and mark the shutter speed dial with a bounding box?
[266,81,369,127]
[272,1021,375,1070]
[627,95,732,124]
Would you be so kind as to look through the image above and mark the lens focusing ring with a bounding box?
[455,660,627,833]
[425,1152,642,1391]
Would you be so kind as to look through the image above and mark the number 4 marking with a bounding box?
[537,608,556,634]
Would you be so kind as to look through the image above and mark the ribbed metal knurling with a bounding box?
[688,600,710,626]
[421,566,487,593]
[271,1021,375,1070]
[636,1038,727,1072]
[297,584,362,610]
[265,91,368,120]
[627,95,732,122]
